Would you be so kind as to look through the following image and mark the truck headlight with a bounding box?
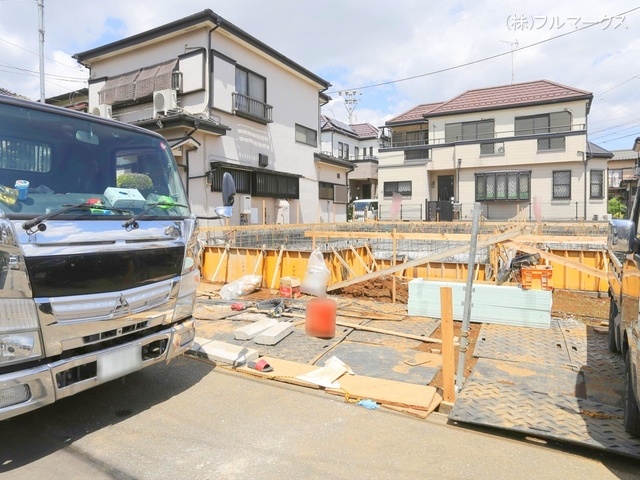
[173,268,200,321]
[0,331,42,365]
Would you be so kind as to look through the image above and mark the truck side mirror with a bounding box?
[222,172,236,207]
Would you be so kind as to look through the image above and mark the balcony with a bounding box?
[233,92,273,124]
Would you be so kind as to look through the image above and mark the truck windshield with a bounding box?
[0,99,189,219]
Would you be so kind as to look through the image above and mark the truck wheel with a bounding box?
[624,348,640,436]
[608,298,619,353]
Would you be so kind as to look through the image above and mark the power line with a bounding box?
[326,6,640,95]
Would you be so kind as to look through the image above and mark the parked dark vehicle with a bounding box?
[608,174,640,436]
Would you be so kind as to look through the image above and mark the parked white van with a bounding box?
[351,199,378,221]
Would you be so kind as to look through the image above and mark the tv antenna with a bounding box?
[339,90,361,124]
[500,39,518,85]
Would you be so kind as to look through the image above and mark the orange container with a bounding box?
[305,298,337,339]
[520,266,553,290]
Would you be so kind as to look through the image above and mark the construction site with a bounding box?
[189,215,640,460]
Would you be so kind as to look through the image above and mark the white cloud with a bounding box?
[1,0,638,149]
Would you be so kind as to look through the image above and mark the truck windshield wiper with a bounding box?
[122,200,188,231]
[22,203,130,233]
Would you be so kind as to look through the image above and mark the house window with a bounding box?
[295,124,317,146]
[337,142,344,158]
[383,181,412,198]
[515,111,571,136]
[609,169,623,188]
[319,182,334,200]
[235,66,271,122]
[537,137,565,151]
[369,147,373,157]
[552,170,571,200]
[445,120,494,143]
[392,130,428,147]
[254,172,299,199]
[404,149,430,161]
[480,142,505,155]
[475,172,530,201]
[590,169,604,199]
[354,146,359,159]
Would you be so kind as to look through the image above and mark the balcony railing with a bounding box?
[233,92,273,124]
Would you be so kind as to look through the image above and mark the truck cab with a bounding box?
[0,95,199,420]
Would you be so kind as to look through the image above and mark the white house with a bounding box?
[73,10,352,226]
[319,115,379,201]
[378,80,610,222]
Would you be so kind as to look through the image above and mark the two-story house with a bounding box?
[319,115,379,202]
[378,80,610,222]
[73,10,352,226]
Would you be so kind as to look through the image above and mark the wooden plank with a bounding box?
[440,287,455,402]
[506,240,608,281]
[210,246,228,283]
[336,320,444,345]
[365,243,379,271]
[270,245,285,291]
[327,225,526,292]
[253,246,265,276]
[350,245,372,274]
[331,246,357,278]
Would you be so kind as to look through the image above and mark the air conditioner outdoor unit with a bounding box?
[91,104,112,119]
[153,89,177,117]
[258,153,269,167]
[239,194,252,214]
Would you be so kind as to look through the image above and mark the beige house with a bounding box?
[73,10,351,226]
[379,80,610,221]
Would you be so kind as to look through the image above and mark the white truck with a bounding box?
[0,95,199,420]
[608,182,640,436]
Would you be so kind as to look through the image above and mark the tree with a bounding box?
[608,196,627,219]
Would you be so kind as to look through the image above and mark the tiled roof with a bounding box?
[321,115,355,135]
[386,102,443,124]
[610,149,638,161]
[350,123,378,139]
[0,87,20,97]
[321,116,378,139]
[587,141,613,158]
[426,80,592,117]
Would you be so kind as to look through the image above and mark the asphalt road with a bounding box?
[0,355,637,480]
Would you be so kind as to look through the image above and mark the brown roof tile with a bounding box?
[427,80,592,116]
[386,102,443,124]
[350,123,378,139]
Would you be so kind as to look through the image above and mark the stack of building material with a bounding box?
[408,279,552,329]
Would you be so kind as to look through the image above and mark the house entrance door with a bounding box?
[438,175,454,201]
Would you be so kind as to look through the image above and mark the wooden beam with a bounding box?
[365,243,379,271]
[210,246,228,283]
[350,245,372,274]
[440,287,456,402]
[505,240,608,281]
[327,225,526,292]
[270,245,285,291]
[331,246,357,279]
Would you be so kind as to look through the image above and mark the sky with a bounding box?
[1,0,639,151]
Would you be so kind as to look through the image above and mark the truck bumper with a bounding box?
[0,317,195,421]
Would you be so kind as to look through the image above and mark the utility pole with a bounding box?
[37,0,45,102]
[339,90,361,124]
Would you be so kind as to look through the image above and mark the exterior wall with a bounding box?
[82,20,339,226]
[379,95,600,221]
[378,163,429,220]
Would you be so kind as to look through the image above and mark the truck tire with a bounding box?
[608,298,619,353]
[624,348,640,436]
